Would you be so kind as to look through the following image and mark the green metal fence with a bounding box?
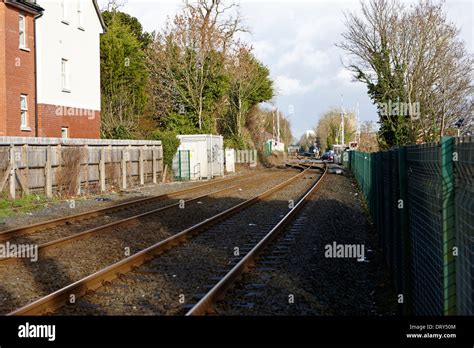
[454,137,474,315]
[173,150,191,181]
[347,136,473,315]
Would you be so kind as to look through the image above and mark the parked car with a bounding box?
[321,152,334,162]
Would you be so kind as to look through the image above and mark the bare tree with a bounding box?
[149,0,245,131]
[315,109,356,152]
[339,0,473,145]
[359,121,379,152]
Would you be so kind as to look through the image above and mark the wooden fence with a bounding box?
[0,137,163,199]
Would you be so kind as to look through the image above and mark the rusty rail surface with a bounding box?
[0,170,288,262]
[186,163,328,316]
[0,172,258,242]
[8,167,312,316]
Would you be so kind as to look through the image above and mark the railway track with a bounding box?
[7,164,327,316]
[0,170,286,263]
[0,172,259,243]
[0,168,301,314]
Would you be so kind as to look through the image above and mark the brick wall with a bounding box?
[0,2,37,137]
[0,2,101,140]
[37,103,101,139]
[0,3,6,135]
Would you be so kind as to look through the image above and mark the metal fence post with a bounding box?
[441,136,456,315]
[398,146,411,314]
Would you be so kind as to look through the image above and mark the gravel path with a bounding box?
[0,168,300,314]
[213,168,397,316]
[54,169,322,315]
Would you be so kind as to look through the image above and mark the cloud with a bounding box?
[276,46,332,71]
[274,75,320,96]
[335,67,356,86]
[251,40,276,61]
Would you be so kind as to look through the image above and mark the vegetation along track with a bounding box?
[7,165,326,315]
[0,168,301,314]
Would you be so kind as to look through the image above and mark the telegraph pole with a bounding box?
[356,102,361,144]
[340,95,345,146]
[276,97,281,143]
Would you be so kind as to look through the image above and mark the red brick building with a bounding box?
[0,0,104,139]
[0,0,42,137]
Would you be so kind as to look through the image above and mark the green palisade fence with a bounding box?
[347,136,473,315]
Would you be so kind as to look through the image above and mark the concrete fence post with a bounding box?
[22,144,29,195]
[152,145,157,184]
[100,148,106,192]
[121,148,128,190]
[9,145,16,199]
[45,145,53,198]
[139,147,145,185]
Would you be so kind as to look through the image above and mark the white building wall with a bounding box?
[36,0,103,111]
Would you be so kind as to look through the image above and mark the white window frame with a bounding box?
[20,94,29,129]
[19,15,27,49]
[61,127,69,139]
[78,0,84,30]
[61,0,69,24]
[61,58,71,92]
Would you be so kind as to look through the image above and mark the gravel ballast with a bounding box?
[0,168,301,314]
[214,168,397,316]
[54,169,322,315]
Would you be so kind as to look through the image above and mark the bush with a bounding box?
[151,130,180,169]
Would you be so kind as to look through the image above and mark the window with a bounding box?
[19,15,26,49]
[61,0,69,24]
[61,127,69,139]
[20,95,28,129]
[78,0,84,30]
[61,58,70,91]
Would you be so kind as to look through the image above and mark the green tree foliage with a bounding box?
[151,130,180,169]
[101,1,278,155]
[315,109,356,152]
[340,0,473,148]
[223,47,273,141]
[146,1,274,148]
[102,10,152,49]
[100,11,149,139]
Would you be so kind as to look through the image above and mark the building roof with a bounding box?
[92,0,106,31]
[4,0,44,14]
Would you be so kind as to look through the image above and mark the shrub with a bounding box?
[151,130,180,169]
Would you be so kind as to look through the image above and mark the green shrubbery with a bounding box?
[151,130,180,169]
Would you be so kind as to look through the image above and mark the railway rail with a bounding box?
[0,170,287,263]
[8,164,327,316]
[0,172,259,242]
[188,164,327,315]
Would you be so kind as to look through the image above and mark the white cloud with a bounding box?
[276,46,332,71]
[335,68,355,86]
[251,40,276,61]
[274,75,321,96]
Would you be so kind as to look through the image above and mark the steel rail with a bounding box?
[186,163,328,316]
[0,185,240,262]
[8,167,312,316]
[0,170,288,262]
[0,172,258,242]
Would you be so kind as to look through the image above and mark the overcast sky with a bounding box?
[100,0,474,139]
